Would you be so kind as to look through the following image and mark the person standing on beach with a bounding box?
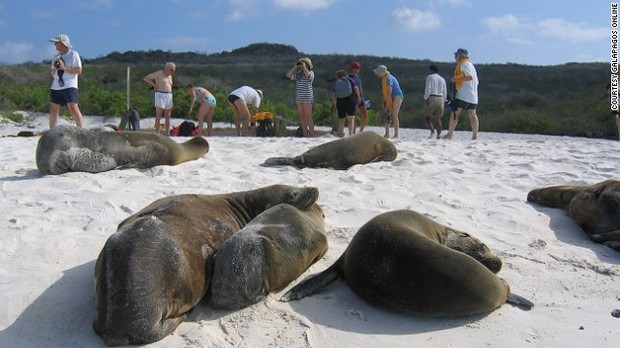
[227,86,263,136]
[373,64,404,138]
[48,34,85,129]
[286,57,315,137]
[423,64,447,139]
[143,62,176,135]
[348,61,368,132]
[444,48,479,140]
[185,84,216,136]
[331,70,359,137]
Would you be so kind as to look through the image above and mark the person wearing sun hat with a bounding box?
[48,34,85,129]
[444,48,479,140]
[286,57,315,137]
[348,61,368,132]
[373,64,404,138]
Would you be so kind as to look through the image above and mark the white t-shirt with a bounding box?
[229,86,262,108]
[455,61,479,104]
[50,49,82,90]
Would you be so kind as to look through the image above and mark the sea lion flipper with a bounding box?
[262,157,296,167]
[506,293,534,311]
[280,260,341,302]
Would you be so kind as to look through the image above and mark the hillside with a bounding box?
[0,43,614,138]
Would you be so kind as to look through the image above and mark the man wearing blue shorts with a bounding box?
[48,34,85,129]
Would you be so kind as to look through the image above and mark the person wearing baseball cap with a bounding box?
[444,48,479,140]
[48,34,85,129]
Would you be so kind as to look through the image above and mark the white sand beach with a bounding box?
[0,113,619,347]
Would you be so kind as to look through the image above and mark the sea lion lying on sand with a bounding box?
[93,184,319,346]
[282,210,533,316]
[527,179,620,251]
[36,125,208,175]
[262,131,397,170]
[209,203,327,310]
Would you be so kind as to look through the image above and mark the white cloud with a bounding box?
[537,18,607,43]
[392,8,440,32]
[273,0,334,11]
[0,42,34,64]
[227,0,258,21]
[482,14,522,35]
[483,14,607,45]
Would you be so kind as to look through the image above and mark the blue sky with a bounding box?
[0,0,611,66]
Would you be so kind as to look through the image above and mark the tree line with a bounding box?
[0,43,613,138]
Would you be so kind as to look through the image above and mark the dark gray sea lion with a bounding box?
[527,179,620,251]
[208,203,327,310]
[36,125,208,175]
[262,131,397,170]
[93,184,319,346]
[282,210,533,316]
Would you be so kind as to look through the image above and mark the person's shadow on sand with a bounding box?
[0,260,105,347]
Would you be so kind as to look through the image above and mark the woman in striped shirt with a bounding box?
[286,57,315,137]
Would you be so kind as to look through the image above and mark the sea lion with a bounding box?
[527,179,620,251]
[93,184,319,346]
[261,131,397,170]
[209,203,327,310]
[282,210,533,316]
[36,124,208,175]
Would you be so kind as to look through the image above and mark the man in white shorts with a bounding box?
[143,62,176,135]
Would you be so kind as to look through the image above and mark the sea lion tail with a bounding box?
[280,257,342,302]
[262,157,296,167]
[506,293,534,311]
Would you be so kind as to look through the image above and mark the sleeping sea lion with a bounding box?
[527,179,620,251]
[93,184,319,346]
[262,131,397,170]
[209,203,327,310]
[36,125,208,175]
[281,210,533,317]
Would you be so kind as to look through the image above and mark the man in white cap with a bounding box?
[48,34,85,129]
[444,48,479,140]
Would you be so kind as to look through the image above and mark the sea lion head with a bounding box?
[443,229,503,273]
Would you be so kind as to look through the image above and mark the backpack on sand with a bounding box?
[334,77,353,98]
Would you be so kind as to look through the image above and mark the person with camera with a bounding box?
[286,58,315,137]
[423,64,447,139]
[48,34,85,129]
[444,48,479,140]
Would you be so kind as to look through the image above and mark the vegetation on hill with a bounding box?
[0,43,613,138]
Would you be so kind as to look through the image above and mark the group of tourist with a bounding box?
[49,33,484,140]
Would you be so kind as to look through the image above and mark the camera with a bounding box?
[54,57,64,70]
[296,62,302,66]
[444,97,457,111]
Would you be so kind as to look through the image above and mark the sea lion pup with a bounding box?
[36,124,209,175]
[527,179,620,251]
[209,203,327,310]
[262,131,397,170]
[93,184,319,346]
[282,210,533,316]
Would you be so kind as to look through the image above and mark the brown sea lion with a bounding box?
[527,179,620,251]
[93,184,319,346]
[282,210,533,316]
[261,131,397,170]
[209,203,327,310]
[36,125,209,175]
